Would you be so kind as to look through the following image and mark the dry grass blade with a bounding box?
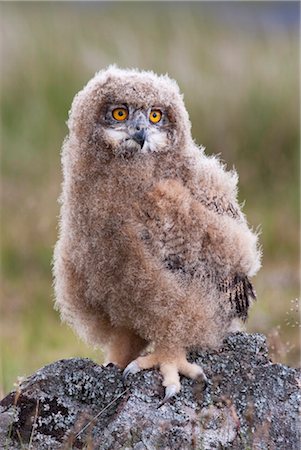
[15,429,25,450]
[75,388,130,439]
[28,399,39,450]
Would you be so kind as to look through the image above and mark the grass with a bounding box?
[1,2,300,396]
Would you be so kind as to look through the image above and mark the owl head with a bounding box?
[68,66,192,161]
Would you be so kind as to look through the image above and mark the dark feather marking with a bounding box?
[164,255,255,321]
[220,273,256,321]
[199,195,240,220]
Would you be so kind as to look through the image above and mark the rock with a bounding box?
[0,333,300,449]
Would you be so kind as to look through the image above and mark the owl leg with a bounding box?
[123,347,207,401]
[105,327,148,369]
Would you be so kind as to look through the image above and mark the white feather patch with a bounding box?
[143,129,168,153]
[104,128,128,144]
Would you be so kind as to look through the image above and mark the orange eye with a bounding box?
[149,110,162,124]
[112,107,128,121]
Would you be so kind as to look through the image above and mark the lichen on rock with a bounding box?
[0,333,300,449]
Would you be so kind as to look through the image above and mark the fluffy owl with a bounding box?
[53,66,261,400]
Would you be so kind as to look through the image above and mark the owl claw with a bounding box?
[160,384,179,405]
[123,361,141,380]
[197,367,208,380]
[191,364,209,389]
[196,371,208,389]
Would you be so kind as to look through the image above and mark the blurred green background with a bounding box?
[1,1,300,396]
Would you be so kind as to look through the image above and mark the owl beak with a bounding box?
[131,129,146,148]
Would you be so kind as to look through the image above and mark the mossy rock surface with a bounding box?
[0,333,300,449]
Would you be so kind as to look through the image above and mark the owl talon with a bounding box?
[195,366,208,382]
[160,384,179,405]
[123,360,141,380]
[196,371,208,389]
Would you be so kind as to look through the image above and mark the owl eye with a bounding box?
[149,110,162,124]
[112,107,128,121]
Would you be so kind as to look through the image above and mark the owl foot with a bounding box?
[123,361,141,378]
[123,349,207,402]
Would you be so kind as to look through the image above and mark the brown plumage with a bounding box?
[53,66,261,398]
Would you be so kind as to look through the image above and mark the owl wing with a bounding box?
[138,179,257,321]
[216,273,256,321]
[163,247,256,323]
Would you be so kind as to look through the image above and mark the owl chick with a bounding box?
[53,66,261,400]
